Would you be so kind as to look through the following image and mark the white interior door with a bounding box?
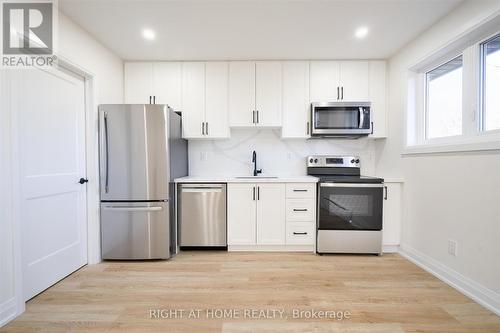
[16,67,88,301]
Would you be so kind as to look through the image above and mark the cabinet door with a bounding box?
[181,62,205,138]
[282,61,310,138]
[153,62,182,110]
[339,61,369,102]
[255,61,282,126]
[124,62,153,104]
[369,61,387,138]
[310,61,340,101]
[382,183,402,247]
[205,62,230,138]
[256,183,285,245]
[228,184,257,245]
[229,61,256,127]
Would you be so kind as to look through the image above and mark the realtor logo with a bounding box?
[2,0,56,67]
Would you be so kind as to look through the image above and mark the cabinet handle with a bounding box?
[253,187,256,201]
[202,122,205,135]
[149,96,152,104]
[384,186,388,200]
[153,96,156,104]
[337,87,339,100]
[256,110,259,124]
[293,208,307,212]
[293,189,307,192]
[371,122,374,135]
[293,232,307,235]
[252,110,255,124]
[341,87,344,100]
[206,122,209,136]
[307,121,310,135]
[257,186,260,200]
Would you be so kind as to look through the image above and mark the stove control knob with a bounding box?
[355,159,360,164]
[351,159,355,164]
[309,158,314,163]
[314,159,318,163]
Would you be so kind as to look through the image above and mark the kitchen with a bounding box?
[1,0,500,332]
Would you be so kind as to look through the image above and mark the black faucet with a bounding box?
[252,151,262,176]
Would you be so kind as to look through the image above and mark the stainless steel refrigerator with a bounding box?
[98,104,187,260]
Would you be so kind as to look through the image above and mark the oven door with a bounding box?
[311,102,371,136]
[318,183,383,231]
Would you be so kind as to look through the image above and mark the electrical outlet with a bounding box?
[448,239,457,257]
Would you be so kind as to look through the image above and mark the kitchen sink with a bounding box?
[234,176,279,179]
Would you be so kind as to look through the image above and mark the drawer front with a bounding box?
[286,199,315,221]
[286,183,316,199]
[286,222,315,245]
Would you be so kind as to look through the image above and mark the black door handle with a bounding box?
[79,178,89,184]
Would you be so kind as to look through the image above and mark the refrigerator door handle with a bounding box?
[103,112,110,193]
[101,205,163,212]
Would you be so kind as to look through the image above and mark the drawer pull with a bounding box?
[293,209,308,212]
[293,189,308,192]
[293,232,308,235]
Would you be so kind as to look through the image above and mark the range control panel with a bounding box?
[307,155,360,168]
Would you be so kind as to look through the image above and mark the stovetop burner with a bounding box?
[306,155,384,184]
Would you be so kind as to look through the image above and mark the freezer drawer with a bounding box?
[101,201,170,259]
[178,184,227,247]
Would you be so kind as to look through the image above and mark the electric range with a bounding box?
[307,155,385,255]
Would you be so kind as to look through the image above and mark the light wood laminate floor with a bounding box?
[1,252,499,333]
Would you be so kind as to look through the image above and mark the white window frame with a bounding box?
[404,18,500,155]
[479,32,500,135]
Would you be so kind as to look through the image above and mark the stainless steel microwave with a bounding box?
[310,102,372,138]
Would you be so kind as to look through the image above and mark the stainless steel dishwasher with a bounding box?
[178,184,227,247]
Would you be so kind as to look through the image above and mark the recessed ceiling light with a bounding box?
[142,28,156,41]
[354,26,369,39]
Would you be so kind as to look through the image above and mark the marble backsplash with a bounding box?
[187,129,377,177]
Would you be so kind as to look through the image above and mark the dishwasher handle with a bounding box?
[181,188,222,193]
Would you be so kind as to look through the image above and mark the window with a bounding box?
[425,56,463,139]
[482,34,500,131]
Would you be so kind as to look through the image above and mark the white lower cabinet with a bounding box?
[227,183,257,245]
[228,182,317,250]
[382,182,402,251]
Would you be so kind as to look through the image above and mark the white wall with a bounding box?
[189,129,377,177]
[0,13,123,327]
[376,0,500,313]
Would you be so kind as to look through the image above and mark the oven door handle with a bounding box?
[320,183,384,188]
[358,107,365,129]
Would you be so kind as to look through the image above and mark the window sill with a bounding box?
[402,135,500,155]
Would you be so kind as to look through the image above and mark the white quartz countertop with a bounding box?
[174,175,319,183]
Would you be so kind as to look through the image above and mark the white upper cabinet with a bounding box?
[153,62,182,110]
[310,61,369,102]
[310,61,340,102]
[255,61,282,127]
[369,61,387,138]
[181,62,205,138]
[124,62,153,104]
[229,61,256,127]
[282,61,310,138]
[205,62,229,138]
[124,62,182,107]
[182,62,230,139]
[339,61,369,102]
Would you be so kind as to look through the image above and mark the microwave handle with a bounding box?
[358,107,365,129]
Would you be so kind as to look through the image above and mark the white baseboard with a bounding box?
[399,244,500,316]
[0,298,17,328]
[382,244,400,253]
[228,245,315,252]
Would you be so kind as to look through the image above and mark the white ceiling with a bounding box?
[59,0,463,61]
